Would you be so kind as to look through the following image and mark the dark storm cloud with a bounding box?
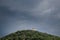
[0,0,60,37]
[0,0,42,11]
[0,6,16,37]
[0,5,38,37]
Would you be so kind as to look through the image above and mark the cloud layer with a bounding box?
[0,0,60,37]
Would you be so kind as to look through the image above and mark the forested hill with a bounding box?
[0,30,60,40]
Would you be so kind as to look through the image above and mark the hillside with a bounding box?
[0,30,60,40]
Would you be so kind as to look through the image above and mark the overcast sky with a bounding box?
[0,0,60,37]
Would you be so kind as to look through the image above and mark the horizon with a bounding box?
[0,29,60,38]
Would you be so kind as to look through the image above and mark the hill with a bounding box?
[0,30,60,40]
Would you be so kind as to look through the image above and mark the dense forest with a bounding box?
[0,30,60,40]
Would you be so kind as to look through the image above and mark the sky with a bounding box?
[0,0,60,37]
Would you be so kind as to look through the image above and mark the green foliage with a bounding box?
[1,30,60,40]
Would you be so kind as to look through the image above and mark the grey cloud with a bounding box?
[0,0,60,37]
[0,5,40,37]
[0,0,42,11]
[30,0,60,36]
